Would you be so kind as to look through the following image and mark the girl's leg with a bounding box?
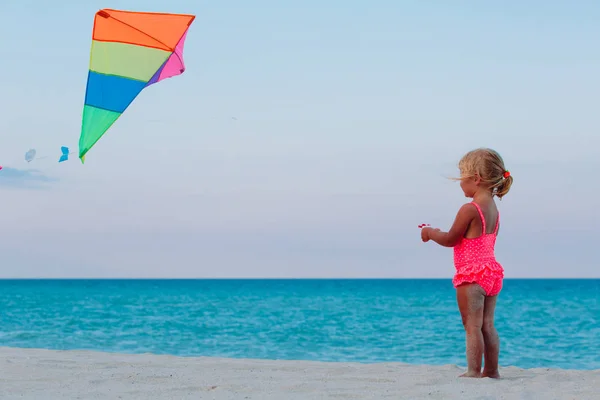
[456,283,486,377]
[482,295,500,378]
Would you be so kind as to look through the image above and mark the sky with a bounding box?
[0,0,599,278]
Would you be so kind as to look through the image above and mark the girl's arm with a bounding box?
[425,204,478,247]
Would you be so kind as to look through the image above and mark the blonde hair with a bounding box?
[456,148,513,199]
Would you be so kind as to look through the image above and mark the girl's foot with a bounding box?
[482,370,500,379]
[459,370,482,378]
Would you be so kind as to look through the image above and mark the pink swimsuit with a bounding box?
[453,202,504,296]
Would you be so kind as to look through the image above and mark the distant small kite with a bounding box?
[59,146,70,163]
[25,149,36,163]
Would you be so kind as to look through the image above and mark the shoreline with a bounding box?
[1,347,598,399]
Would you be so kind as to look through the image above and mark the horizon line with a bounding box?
[0,277,597,280]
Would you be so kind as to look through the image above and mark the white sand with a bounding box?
[0,348,598,399]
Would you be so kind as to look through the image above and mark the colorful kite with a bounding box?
[79,9,196,162]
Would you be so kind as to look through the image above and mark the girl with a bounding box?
[420,148,513,379]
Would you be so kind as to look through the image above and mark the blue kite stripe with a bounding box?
[84,71,147,113]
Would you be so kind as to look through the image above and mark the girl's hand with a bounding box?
[421,227,440,242]
[421,227,431,242]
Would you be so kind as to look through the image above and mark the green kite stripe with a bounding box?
[79,104,122,157]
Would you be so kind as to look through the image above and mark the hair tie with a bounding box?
[503,170,510,179]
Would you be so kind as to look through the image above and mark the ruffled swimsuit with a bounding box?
[452,202,504,296]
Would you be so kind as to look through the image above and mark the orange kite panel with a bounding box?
[92,9,195,51]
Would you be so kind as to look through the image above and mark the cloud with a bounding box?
[0,167,58,189]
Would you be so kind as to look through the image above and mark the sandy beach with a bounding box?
[0,348,597,399]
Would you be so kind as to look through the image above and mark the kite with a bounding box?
[59,146,70,163]
[79,8,196,162]
[25,149,36,163]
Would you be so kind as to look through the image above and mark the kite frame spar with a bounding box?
[79,8,196,162]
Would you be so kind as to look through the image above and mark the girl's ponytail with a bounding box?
[495,171,513,199]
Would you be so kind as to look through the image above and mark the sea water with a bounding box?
[0,279,598,369]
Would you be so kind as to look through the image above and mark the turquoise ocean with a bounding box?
[0,279,598,370]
